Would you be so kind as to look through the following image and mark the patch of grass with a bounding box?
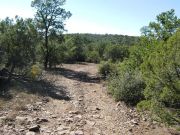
[10,91,41,111]
[0,85,41,113]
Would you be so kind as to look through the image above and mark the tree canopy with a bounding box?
[31,0,71,68]
[141,9,180,41]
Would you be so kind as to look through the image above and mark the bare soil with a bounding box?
[0,63,176,135]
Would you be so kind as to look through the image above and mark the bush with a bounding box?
[104,45,129,62]
[86,51,100,63]
[28,63,42,80]
[138,30,180,125]
[98,61,117,77]
[48,43,66,68]
[108,69,145,105]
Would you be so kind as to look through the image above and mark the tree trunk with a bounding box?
[44,27,49,69]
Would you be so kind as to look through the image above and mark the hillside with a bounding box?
[64,33,139,46]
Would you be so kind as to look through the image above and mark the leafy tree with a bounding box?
[86,51,100,63]
[104,45,129,62]
[140,30,180,124]
[0,17,38,80]
[96,42,108,58]
[31,0,71,68]
[48,33,65,68]
[141,9,180,41]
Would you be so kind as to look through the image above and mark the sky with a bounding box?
[0,0,180,36]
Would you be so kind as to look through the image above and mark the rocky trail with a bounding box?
[0,63,174,135]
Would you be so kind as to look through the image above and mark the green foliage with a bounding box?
[63,34,138,64]
[29,63,42,80]
[141,9,180,41]
[98,61,117,77]
[108,62,145,105]
[138,30,180,125]
[86,51,100,63]
[0,17,38,77]
[48,43,64,67]
[62,34,87,63]
[47,33,65,67]
[31,0,71,68]
[105,9,180,125]
[104,45,129,62]
[137,100,152,111]
[65,33,139,47]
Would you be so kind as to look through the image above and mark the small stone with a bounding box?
[96,107,101,111]
[26,132,36,135]
[36,102,43,105]
[16,116,27,125]
[57,118,62,121]
[142,117,147,121]
[74,115,82,119]
[42,97,49,103]
[37,118,48,123]
[129,109,133,113]
[0,116,7,123]
[26,117,33,124]
[131,119,139,125]
[75,130,84,135]
[58,130,69,135]
[41,118,48,122]
[78,98,83,101]
[62,101,65,104]
[65,117,73,122]
[51,115,57,118]
[93,114,101,119]
[69,111,80,114]
[57,125,70,131]
[70,131,76,135]
[86,120,96,126]
[19,128,25,132]
[129,128,133,132]
[116,102,121,107]
[29,125,40,132]
[152,121,158,125]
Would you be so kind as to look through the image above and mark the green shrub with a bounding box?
[108,69,145,105]
[139,30,180,125]
[48,43,65,68]
[137,100,152,111]
[86,51,100,63]
[27,63,42,80]
[104,45,129,62]
[98,61,117,77]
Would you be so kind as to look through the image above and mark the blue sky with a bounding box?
[0,0,180,36]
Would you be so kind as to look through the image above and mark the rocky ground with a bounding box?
[0,63,177,135]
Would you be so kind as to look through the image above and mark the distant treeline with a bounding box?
[64,33,139,46]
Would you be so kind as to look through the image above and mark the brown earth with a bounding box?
[0,63,176,135]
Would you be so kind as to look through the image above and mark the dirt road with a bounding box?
[0,63,171,135]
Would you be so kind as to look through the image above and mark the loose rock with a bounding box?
[26,131,36,135]
[29,125,40,132]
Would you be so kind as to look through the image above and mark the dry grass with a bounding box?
[11,92,40,111]
[0,86,41,116]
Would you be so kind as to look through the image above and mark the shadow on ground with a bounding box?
[0,78,13,100]
[48,67,100,83]
[17,77,70,101]
[0,77,70,101]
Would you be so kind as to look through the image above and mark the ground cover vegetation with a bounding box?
[103,9,180,125]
